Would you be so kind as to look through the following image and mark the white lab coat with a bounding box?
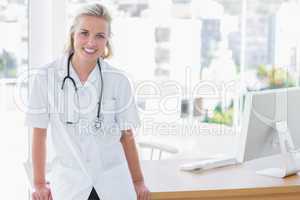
[25,54,140,200]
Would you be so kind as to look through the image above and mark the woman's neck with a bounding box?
[71,54,97,83]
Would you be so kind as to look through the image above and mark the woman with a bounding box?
[25,3,150,200]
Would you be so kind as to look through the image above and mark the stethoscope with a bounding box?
[61,52,104,130]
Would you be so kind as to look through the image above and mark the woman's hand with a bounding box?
[134,180,150,200]
[32,183,52,200]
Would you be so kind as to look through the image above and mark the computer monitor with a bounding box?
[236,87,300,177]
[181,88,300,176]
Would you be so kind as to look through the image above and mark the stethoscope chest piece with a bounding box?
[93,114,104,130]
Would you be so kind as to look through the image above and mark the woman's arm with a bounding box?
[120,129,144,182]
[32,128,48,187]
[31,128,52,200]
[120,129,150,200]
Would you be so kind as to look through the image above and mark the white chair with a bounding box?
[138,141,179,160]
[136,99,179,160]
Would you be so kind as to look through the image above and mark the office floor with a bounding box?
[0,110,29,199]
[0,83,29,199]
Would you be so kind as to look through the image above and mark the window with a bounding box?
[0,0,29,199]
[243,0,300,91]
[155,27,171,43]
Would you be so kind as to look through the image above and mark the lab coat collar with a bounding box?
[69,61,98,87]
[57,54,106,87]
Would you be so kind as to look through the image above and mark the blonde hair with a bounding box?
[65,3,112,59]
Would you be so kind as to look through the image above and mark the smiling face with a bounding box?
[72,15,109,64]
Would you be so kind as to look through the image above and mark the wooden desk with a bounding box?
[142,155,300,200]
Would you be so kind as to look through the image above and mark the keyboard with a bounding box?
[180,157,238,172]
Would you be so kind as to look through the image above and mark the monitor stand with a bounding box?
[256,121,300,178]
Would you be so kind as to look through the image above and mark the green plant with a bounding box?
[256,65,296,90]
[203,100,234,126]
[257,64,268,78]
[0,58,4,71]
[268,68,295,88]
[0,49,17,78]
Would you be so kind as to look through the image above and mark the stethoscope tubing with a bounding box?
[61,53,104,126]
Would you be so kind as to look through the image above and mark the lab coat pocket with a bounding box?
[57,87,79,124]
[102,99,116,123]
